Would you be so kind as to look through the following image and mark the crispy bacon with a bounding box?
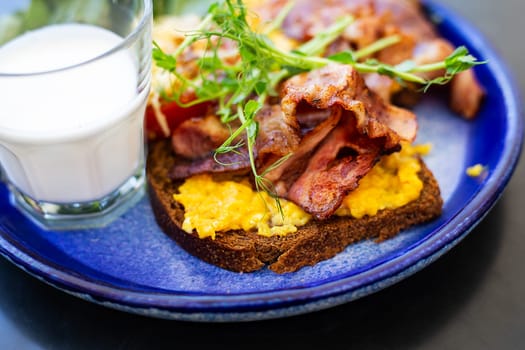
[273,64,414,218]
[279,0,374,41]
[265,108,342,187]
[169,103,302,178]
[169,148,251,180]
[171,114,231,159]
[450,69,486,119]
[255,104,301,162]
[277,0,433,44]
[364,73,400,103]
[287,114,382,219]
[373,0,437,42]
[281,64,417,148]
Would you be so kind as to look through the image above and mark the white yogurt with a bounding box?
[0,24,148,203]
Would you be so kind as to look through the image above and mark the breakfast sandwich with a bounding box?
[145,0,484,273]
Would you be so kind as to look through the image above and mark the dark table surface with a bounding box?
[1,1,524,349]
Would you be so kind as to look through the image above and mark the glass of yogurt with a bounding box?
[0,0,153,229]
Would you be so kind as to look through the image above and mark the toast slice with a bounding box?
[146,139,443,274]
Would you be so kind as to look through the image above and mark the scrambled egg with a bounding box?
[174,176,311,239]
[336,142,431,219]
[466,163,487,178]
[174,143,431,239]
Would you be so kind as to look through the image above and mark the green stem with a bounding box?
[354,35,401,60]
[262,0,296,35]
[172,13,214,58]
[236,107,258,181]
[215,120,248,154]
[353,62,427,84]
[409,61,447,73]
[296,15,354,56]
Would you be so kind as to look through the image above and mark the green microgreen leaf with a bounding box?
[328,50,356,64]
[152,41,177,72]
[246,118,259,140]
[244,99,262,120]
[261,153,293,176]
[445,46,487,75]
[254,81,267,96]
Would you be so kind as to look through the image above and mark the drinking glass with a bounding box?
[0,0,153,229]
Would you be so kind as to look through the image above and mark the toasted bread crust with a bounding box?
[146,140,443,273]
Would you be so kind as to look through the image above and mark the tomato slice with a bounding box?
[145,94,210,140]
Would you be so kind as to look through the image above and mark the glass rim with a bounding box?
[0,0,153,77]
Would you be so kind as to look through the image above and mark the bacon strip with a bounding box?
[287,114,382,219]
[265,108,342,189]
[281,64,417,148]
[255,104,301,161]
[271,64,416,218]
[450,70,485,119]
[169,148,250,180]
[170,104,301,179]
[171,114,231,159]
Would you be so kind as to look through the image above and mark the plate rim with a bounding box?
[0,0,523,321]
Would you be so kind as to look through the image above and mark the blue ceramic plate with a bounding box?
[0,1,522,322]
